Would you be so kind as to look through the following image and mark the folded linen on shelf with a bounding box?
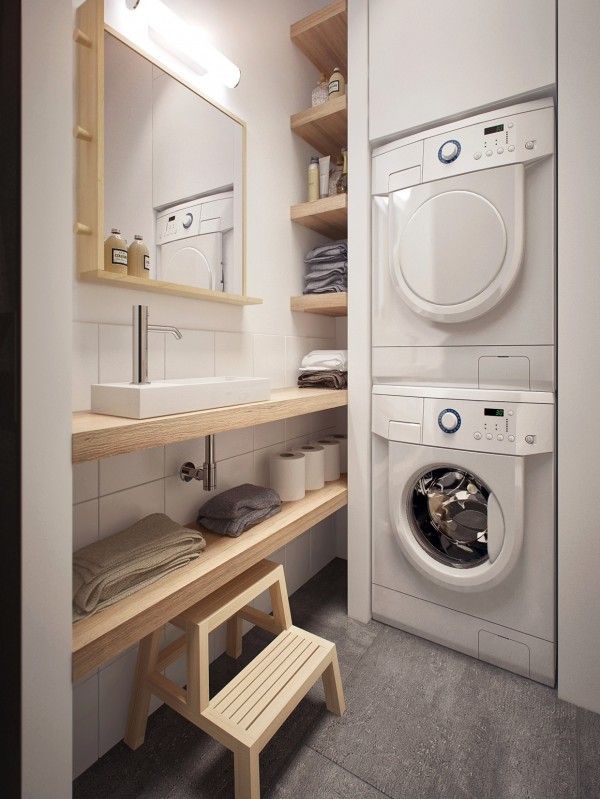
[73,514,206,620]
[298,370,347,390]
[304,240,348,295]
[300,349,348,372]
[304,240,348,264]
[197,483,282,537]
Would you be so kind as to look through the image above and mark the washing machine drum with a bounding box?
[389,443,525,591]
[390,164,525,323]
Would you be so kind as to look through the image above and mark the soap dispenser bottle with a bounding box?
[328,67,345,99]
[128,234,150,279]
[104,228,128,274]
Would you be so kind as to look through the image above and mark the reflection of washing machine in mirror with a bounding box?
[372,384,556,685]
[371,98,555,391]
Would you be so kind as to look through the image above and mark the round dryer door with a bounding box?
[389,442,525,591]
[390,164,525,323]
[159,233,223,291]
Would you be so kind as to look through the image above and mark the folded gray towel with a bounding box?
[304,239,348,264]
[197,483,282,538]
[73,514,206,620]
[304,260,347,276]
[298,370,348,389]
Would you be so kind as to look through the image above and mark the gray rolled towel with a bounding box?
[197,483,282,538]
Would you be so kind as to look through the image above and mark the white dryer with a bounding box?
[372,98,555,391]
[372,384,555,685]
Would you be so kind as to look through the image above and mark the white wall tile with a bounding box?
[164,436,206,477]
[99,447,164,496]
[285,411,316,441]
[311,408,339,432]
[284,531,311,595]
[214,331,253,377]
[285,434,310,451]
[254,421,285,450]
[253,334,285,389]
[73,500,99,551]
[98,647,137,756]
[164,475,208,526]
[284,336,314,388]
[99,480,165,539]
[73,322,99,411]
[99,324,164,383]
[72,674,99,779]
[73,460,99,504]
[216,451,256,492]
[165,328,214,379]
[215,427,254,462]
[310,518,337,577]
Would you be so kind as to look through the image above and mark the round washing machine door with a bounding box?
[388,442,525,591]
[159,233,223,291]
[390,164,525,323]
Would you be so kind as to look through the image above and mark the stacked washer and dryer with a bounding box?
[370,98,556,685]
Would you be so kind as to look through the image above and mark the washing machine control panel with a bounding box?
[424,398,554,455]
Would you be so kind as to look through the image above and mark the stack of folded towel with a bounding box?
[303,240,347,294]
[73,514,206,620]
[298,349,348,390]
[197,484,281,537]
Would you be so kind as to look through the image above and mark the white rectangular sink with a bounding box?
[91,377,271,419]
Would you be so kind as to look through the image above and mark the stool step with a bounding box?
[203,626,338,750]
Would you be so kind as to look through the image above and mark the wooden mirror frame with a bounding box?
[74,0,261,306]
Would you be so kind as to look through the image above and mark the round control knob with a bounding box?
[525,434,536,444]
[438,140,461,164]
[182,212,194,229]
[438,408,461,433]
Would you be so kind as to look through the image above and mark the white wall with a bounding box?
[557,0,600,715]
[22,0,74,796]
[73,0,347,778]
[368,0,555,143]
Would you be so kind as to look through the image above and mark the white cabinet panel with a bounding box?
[368,0,555,142]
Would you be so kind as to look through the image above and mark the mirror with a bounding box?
[103,32,245,297]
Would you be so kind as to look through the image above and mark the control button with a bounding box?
[485,149,493,157]
[525,140,535,150]
[508,435,515,442]
[182,212,194,229]
[497,147,504,154]
[508,144,515,152]
[473,151,482,160]
[474,431,482,440]
[438,140,461,163]
[438,408,461,433]
[497,434,504,441]
[486,433,493,440]
[508,122,514,128]
[508,410,514,416]
[525,434,536,445]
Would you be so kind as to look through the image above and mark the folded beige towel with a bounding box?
[73,513,206,620]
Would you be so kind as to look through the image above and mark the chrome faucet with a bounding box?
[132,305,182,385]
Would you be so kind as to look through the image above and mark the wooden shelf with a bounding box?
[72,386,348,463]
[79,269,263,306]
[290,194,347,238]
[291,0,347,76]
[291,292,347,317]
[291,95,347,155]
[72,476,348,680]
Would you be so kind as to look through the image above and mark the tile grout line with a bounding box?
[305,744,397,799]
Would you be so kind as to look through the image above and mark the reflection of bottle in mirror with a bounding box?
[308,156,319,202]
[104,228,128,274]
[329,153,343,196]
[328,67,345,99]
[311,73,328,107]
[128,234,150,279]
[336,147,347,194]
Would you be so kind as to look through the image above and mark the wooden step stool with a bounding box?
[125,559,346,799]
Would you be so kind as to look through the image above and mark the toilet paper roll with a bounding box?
[315,439,341,482]
[269,451,305,501]
[294,444,325,490]
[323,433,347,473]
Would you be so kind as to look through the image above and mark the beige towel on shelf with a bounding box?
[73,513,206,621]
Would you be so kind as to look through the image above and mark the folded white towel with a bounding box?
[300,349,348,372]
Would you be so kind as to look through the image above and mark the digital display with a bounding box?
[484,408,504,417]
[168,215,175,221]
[484,124,504,135]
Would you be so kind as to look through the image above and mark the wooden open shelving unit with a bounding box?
[72,386,348,463]
[290,194,347,239]
[290,0,347,76]
[79,269,262,306]
[290,292,347,317]
[291,95,347,156]
[72,476,348,680]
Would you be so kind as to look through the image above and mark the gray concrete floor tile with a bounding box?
[309,624,578,799]
[578,707,600,799]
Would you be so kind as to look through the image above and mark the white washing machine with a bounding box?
[372,384,555,685]
[372,98,555,391]
[156,193,234,292]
